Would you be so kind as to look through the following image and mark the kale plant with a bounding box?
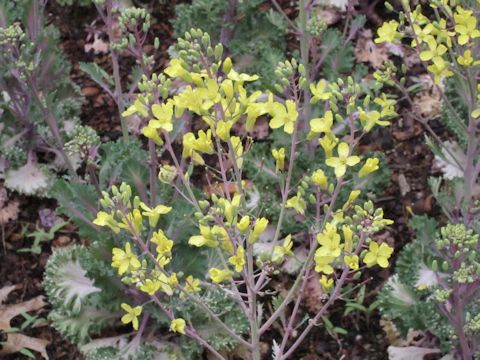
[0,0,99,195]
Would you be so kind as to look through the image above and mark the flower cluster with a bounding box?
[91,28,395,359]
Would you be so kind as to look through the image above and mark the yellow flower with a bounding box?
[320,275,334,291]
[168,273,179,288]
[93,211,120,233]
[268,99,298,134]
[121,303,142,330]
[139,278,161,295]
[209,268,233,283]
[253,218,269,235]
[216,120,234,141]
[427,57,453,84]
[151,230,173,257]
[375,20,402,43]
[314,252,334,274]
[228,246,246,272]
[316,223,342,257]
[272,148,286,172]
[182,130,214,165]
[164,59,191,81]
[112,242,141,275]
[150,100,174,132]
[419,37,447,62]
[358,158,379,178]
[311,169,328,190]
[118,209,143,235]
[285,194,307,215]
[325,142,360,177]
[472,107,480,119]
[189,225,231,253]
[454,7,480,45]
[272,234,294,263]
[431,19,454,47]
[344,255,359,270]
[457,50,480,67]
[310,110,333,134]
[343,190,361,210]
[373,94,397,118]
[411,23,434,47]
[359,110,390,132]
[184,275,201,293]
[170,318,186,335]
[139,202,172,228]
[319,133,338,159]
[363,242,393,268]
[237,215,250,233]
[142,125,164,145]
[122,95,149,118]
[153,272,174,295]
[310,80,331,103]
[227,69,259,82]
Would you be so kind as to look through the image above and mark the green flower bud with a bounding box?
[214,44,223,60]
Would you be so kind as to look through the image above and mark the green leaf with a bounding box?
[79,62,113,88]
[19,348,36,359]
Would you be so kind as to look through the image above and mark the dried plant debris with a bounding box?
[355,30,390,69]
[0,186,19,226]
[0,285,49,359]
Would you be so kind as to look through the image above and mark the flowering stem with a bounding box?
[95,0,129,141]
[278,232,366,359]
[259,175,345,335]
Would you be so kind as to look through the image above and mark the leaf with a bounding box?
[0,195,19,225]
[4,159,52,196]
[49,179,98,239]
[319,0,349,11]
[84,33,109,54]
[355,30,389,69]
[19,347,36,358]
[432,140,466,180]
[387,346,440,360]
[0,333,49,359]
[79,62,113,88]
[0,285,49,359]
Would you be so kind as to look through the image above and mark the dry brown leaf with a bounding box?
[355,30,389,69]
[380,318,423,347]
[412,91,442,120]
[203,180,253,198]
[0,199,19,225]
[0,285,49,359]
[315,6,342,25]
[84,33,109,54]
[0,333,49,359]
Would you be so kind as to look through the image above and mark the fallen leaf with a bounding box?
[84,33,109,54]
[412,91,441,120]
[0,285,49,359]
[315,6,342,25]
[82,86,100,97]
[397,173,411,196]
[355,30,389,69]
[387,346,440,360]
